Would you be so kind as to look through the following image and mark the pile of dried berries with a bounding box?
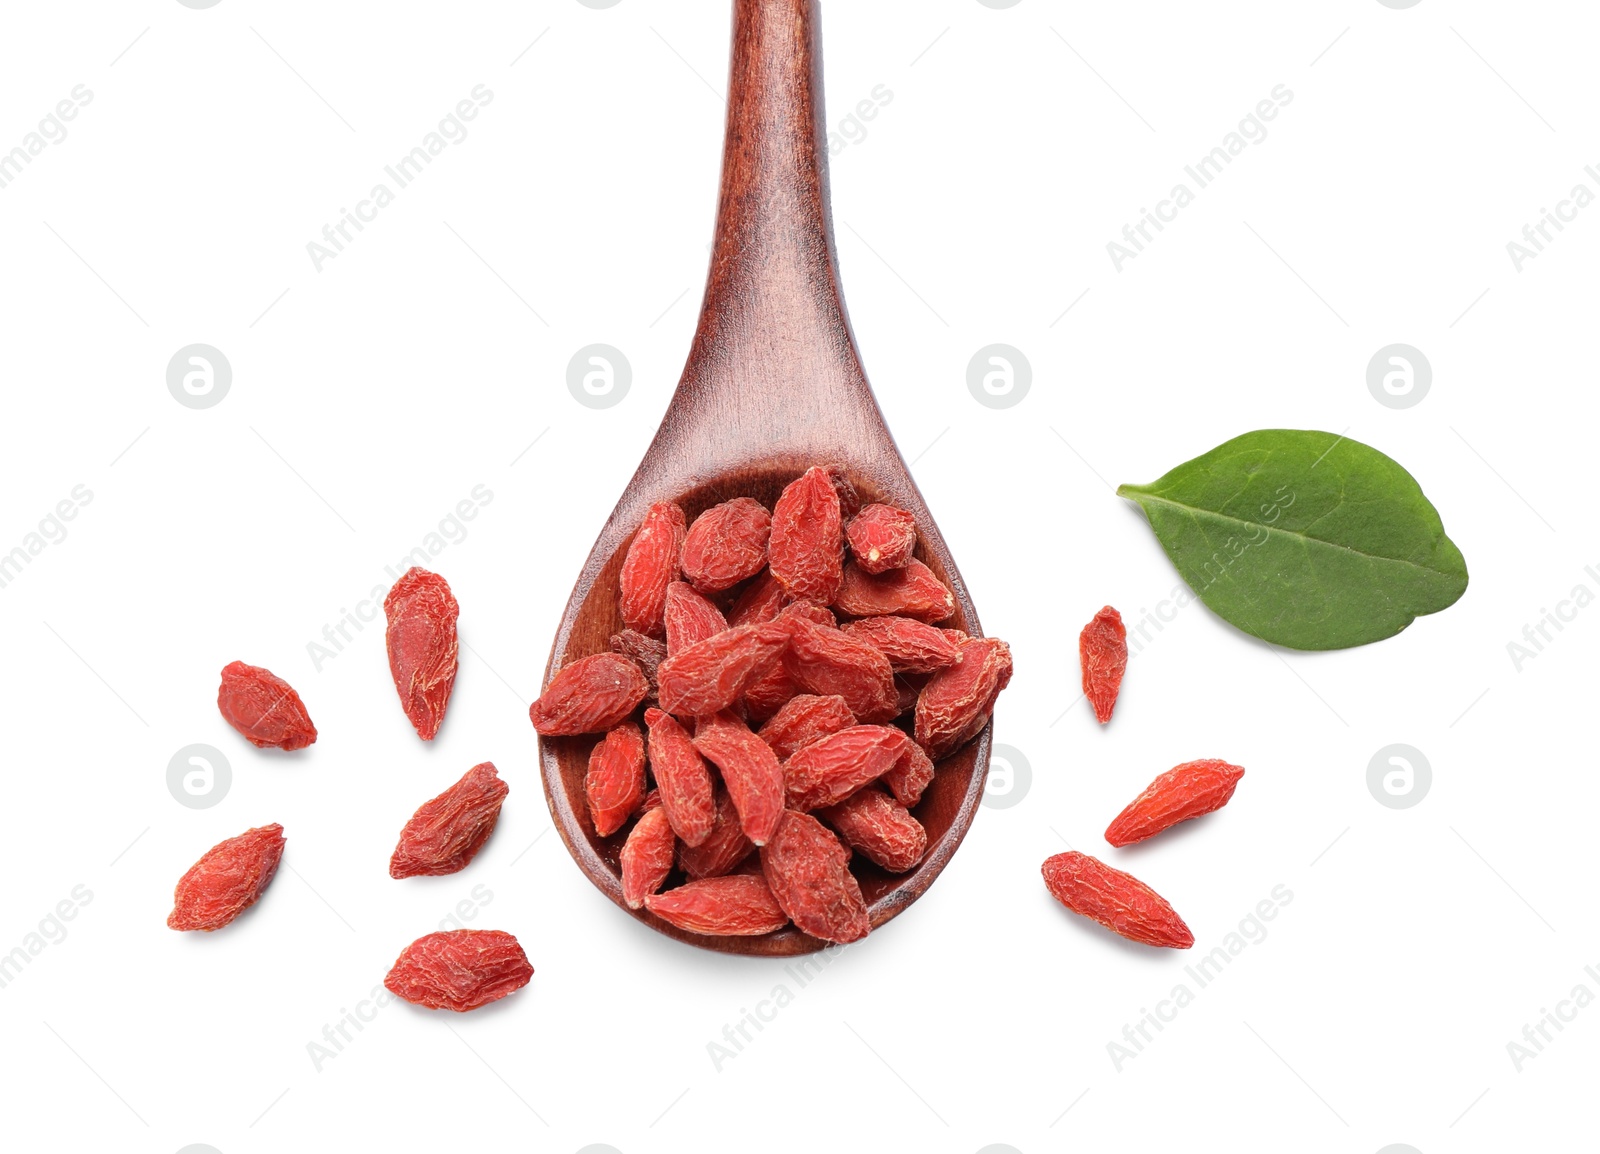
[173,567,533,1012]
[530,466,1013,944]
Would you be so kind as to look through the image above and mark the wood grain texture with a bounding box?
[538,0,991,955]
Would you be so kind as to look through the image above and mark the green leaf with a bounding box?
[1117,430,1468,650]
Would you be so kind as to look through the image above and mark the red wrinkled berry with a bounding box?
[692,710,784,845]
[782,724,911,811]
[645,874,789,936]
[914,637,1013,760]
[664,581,729,653]
[656,620,791,718]
[383,567,459,741]
[609,629,667,698]
[728,568,787,626]
[681,497,771,594]
[834,560,955,622]
[621,807,676,909]
[757,693,857,761]
[820,788,927,873]
[390,762,509,878]
[643,707,717,847]
[620,500,687,637]
[217,662,317,751]
[769,466,844,603]
[840,616,962,673]
[1041,852,1193,949]
[677,788,755,879]
[585,725,647,838]
[782,614,898,725]
[529,653,648,736]
[168,823,286,932]
[384,929,534,1011]
[882,738,935,808]
[1104,759,1245,847]
[761,810,870,944]
[846,503,917,574]
[1080,605,1128,725]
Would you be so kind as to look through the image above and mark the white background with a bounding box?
[0,1,1594,1152]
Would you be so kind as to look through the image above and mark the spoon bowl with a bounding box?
[538,0,993,955]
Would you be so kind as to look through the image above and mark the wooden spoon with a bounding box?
[538,0,992,955]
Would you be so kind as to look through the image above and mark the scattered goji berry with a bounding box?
[1080,605,1128,725]
[656,620,791,717]
[782,724,911,811]
[643,707,717,847]
[609,629,667,698]
[769,466,844,603]
[677,787,755,879]
[664,581,729,653]
[834,560,955,622]
[167,823,286,932]
[1104,760,1246,847]
[384,929,534,1011]
[757,694,857,761]
[846,504,917,574]
[820,788,927,873]
[762,810,871,943]
[882,738,935,808]
[644,874,789,936]
[1041,851,1193,949]
[840,615,962,673]
[692,710,784,845]
[728,568,788,626]
[619,500,687,637]
[390,762,510,878]
[914,637,1013,759]
[217,662,317,751]
[528,652,648,736]
[782,614,898,724]
[383,567,459,741]
[620,806,677,909]
[584,725,647,838]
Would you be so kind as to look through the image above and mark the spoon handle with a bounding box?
[657,0,889,476]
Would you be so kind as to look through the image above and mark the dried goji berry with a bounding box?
[1041,851,1193,949]
[728,568,788,626]
[840,616,962,673]
[846,503,917,574]
[656,620,791,718]
[782,724,911,811]
[769,466,843,603]
[619,500,687,637]
[390,762,510,878]
[826,465,863,520]
[383,567,459,741]
[620,806,676,909]
[834,560,955,622]
[384,929,534,1011]
[692,710,785,845]
[664,581,729,654]
[167,823,286,932]
[1104,759,1245,847]
[217,662,317,751]
[782,615,898,724]
[761,810,870,943]
[681,497,771,594]
[820,788,927,873]
[758,693,857,761]
[1080,605,1128,725]
[609,629,667,698]
[882,738,935,808]
[913,637,1013,759]
[644,874,789,936]
[584,724,647,838]
[529,652,648,736]
[742,660,801,724]
[643,707,717,847]
[677,787,755,879]
[785,602,837,628]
